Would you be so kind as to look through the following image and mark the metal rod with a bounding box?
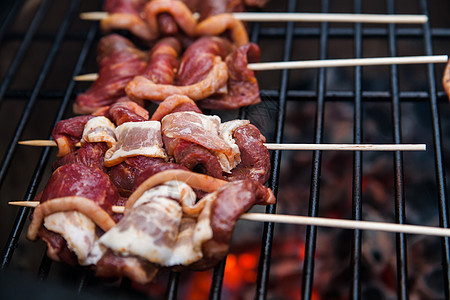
[255,0,296,298]
[350,1,363,298]
[387,0,409,298]
[301,0,329,299]
[420,0,450,298]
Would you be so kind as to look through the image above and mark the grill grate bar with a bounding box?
[349,0,363,299]
[0,1,449,298]
[0,0,26,43]
[209,258,227,300]
[0,0,52,108]
[254,0,297,298]
[0,0,80,198]
[208,15,264,300]
[1,17,98,268]
[3,90,450,103]
[420,0,450,298]
[301,0,329,298]
[258,27,450,38]
[165,271,180,299]
[387,0,409,299]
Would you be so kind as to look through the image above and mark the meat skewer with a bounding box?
[81,0,427,46]
[73,54,449,81]
[18,139,426,152]
[10,200,450,238]
[80,11,429,24]
[71,33,447,112]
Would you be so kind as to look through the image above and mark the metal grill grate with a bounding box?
[0,0,449,299]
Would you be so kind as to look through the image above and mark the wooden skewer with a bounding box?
[73,55,449,81]
[9,201,450,237]
[18,140,426,152]
[80,11,428,24]
[249,55,449,71]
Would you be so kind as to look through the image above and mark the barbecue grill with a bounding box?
[1,0,449,299]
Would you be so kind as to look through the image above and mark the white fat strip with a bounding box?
[162,111,222,133]
[84,240,106,266]
[82,116,117,148]
[99,196,182,265]
[98,181,203,266]
[133,181,196,209]
[104,120,168,166]
[168,193,216,266]
[44,211,97,265]
[218,119,250,172]
[162,112,246,173]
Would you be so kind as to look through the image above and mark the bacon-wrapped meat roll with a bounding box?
[93,170,275,283]
[100,0,255,44]
[27,163,120,266]
[126,36,261,110]
[160,109,270,184]
[73,34,147,114]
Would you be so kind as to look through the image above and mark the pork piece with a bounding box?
[176,37,235,86]
[92,181,210,283]
[73,34,147,114]
[52,143,109,172]
[81,116,117,148]
[189,179,275,270]
[39,163,120,211]
[171,140,225,179]
[96,100,149,126]
[194,0,244,21]
[38,227,78,266]
[199,43,261,110]
[34,163,120,265]
[150,95,202,121]
[126,57,228,102]
[143,0,197,40]
[52,115,95,157]
[162,111,241,172]
[101,0,153,41]
[104,121,168,167]
[108,156,165,195]
[123,37,182,103]
[125,37,233,103]
[95,249,159,284]
[92,171,274,282]
[196,14,249,46]
[443,60,450,100]
[224,124,271,184]
[141,37,181,85]
[131,162,188,189]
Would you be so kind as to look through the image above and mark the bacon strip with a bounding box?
[196,14,249,46]
[27,196,116,241]
[104,121,167,167]
[101,0,152,41]
[126,169,228,210]
[100,100,149,125]
[143,0,197,40]
[199,43,261,109]
[176,37,235,85]
[82,116,116,148]
[126,56,228,102]
[151,95,202,121]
